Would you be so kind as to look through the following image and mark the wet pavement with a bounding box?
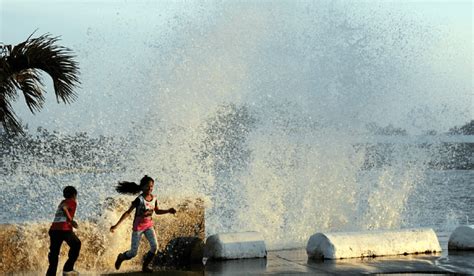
[106,232,474,275]
[205,232,474,275]
[205,249,474,275]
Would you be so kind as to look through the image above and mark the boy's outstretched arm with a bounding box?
[110,205,134,232]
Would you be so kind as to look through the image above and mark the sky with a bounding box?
[0,0,472,136]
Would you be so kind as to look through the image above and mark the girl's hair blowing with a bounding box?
[116,175,154,195]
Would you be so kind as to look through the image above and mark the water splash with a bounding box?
[1,1,471,253]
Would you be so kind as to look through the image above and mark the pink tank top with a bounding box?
[132,194,157,231]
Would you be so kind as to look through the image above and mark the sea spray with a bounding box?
[1,0,471,258]
[137,1,465,249]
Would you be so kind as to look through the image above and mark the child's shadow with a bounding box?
[154,236,204,271]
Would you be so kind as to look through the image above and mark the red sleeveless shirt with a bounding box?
[50,198,77,231]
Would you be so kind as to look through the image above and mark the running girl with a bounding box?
[110,175,176,272]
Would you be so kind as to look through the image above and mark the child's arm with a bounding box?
[110,205,134,232]
[154,206,176,215]
[62,205,78,229]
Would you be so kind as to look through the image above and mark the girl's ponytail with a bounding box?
[115,175,154,195]
[115,181,141,195]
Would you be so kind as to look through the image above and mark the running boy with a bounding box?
[46,186,81,276]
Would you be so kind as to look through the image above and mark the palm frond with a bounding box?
[0,33,80,134]
[0,83,22,134]
[9,33,81,103]
[13,69,45,113]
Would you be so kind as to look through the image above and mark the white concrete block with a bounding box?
[204,231,267,260]
[448,225,474,250]
[307,228,441,259]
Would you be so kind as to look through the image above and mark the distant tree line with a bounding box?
[0,124,131,175]
[435,119,473,169]
[1,119,472,175]
[365,122,408,136]
[361,120,474,170]
[448,120,474,135]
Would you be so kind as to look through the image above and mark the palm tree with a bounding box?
[0,33,80,134]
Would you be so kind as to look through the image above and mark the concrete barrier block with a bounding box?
[307,228,441,259]
[204,231,267,260]
[448,225,474,251]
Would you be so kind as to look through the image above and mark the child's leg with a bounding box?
[143,228,158,255]
[123,230,142,259]
[63,231,81,272]
[46,230,65,276]
[115,231,143,270]
[142,228,158,271]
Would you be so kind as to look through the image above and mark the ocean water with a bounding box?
[407,170,474,230]
[1,132,473,250]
